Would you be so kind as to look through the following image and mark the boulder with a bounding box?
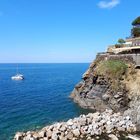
[108,134,119,140]
[14,132,24,140]
[72,129,80,137]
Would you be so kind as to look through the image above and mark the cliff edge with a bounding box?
[70,53,140,130]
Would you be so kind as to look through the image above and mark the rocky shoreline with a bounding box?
[14,110,136,140]
[14,53,140,140]
[70,53,140,130]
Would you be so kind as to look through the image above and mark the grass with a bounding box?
[97,60,127,79]
[96,60,128,90]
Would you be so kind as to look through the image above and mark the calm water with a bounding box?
[0,63,91,140]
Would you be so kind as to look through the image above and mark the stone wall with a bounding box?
[97,53,140,66]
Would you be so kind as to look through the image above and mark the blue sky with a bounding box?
[0,0,139,63]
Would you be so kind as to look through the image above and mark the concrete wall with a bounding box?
[97,53,140,66]
[132,54,140,66]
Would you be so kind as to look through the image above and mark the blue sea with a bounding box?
[0,63,91,140]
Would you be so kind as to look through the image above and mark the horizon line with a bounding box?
[0,62,91,64]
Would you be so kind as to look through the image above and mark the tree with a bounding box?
[131,27,140,37]
[115,44,121,48]
[118,38,125,44]
[132,16,140,26]
[131,16,140,37]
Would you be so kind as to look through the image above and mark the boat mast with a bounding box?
[16,64,19,74]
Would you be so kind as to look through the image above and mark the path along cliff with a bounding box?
[70,53,140,130]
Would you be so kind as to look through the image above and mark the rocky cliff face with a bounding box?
[13,54,140,140]
[70,54,140,129]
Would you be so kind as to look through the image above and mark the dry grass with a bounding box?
[96,60,127,79]
[96,60,128,90]
[125,69,140,98]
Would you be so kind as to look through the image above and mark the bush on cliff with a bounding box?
[131,27,140,37]
[131,16,140,37]
[118,38,126,44]
[97,60,127,80]
[96,60,128,90]
[132,16,140,26]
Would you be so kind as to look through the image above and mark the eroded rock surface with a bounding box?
[70,53,140,130]
[70,54,134,112]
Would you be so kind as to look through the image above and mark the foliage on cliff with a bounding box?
[97,60,127,79]
[132,16,140,26]
[96,60,128,90]
[118,38,125,44]
[131,27,140,37]
[131,16,140,37]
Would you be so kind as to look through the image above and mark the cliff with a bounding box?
[14,53,140,140]
[70,53,140,130]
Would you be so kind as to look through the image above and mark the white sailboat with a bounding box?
[11,64,24,80]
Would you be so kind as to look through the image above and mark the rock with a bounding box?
[46,130,52,138]
[14,132,24,140]
[102,93,110,101]
[66,132,73,139]
[67,119,73,126]
[72,124,77,130]
[14,110,136,140]
[54,123,62,130]
[75,82,84,89]
[32,132,40,139]
[96,136,100,139]
[38,131,45,137]
[87,136,93,140]
[125,116,130,120]
[59,125,66,132]
[49,125,54,131]
[25,134,32,140]
[51,132,58,140]
[28,137,35,140]
[72,129,80,137]
[117,126,125,131]
[108,134,119,140]
[43,138,49,140]
[79,117,87,126]
[82,69,91,79]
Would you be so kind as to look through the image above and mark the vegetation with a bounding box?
[97,60,127,79]
[115,44,122,48]
[131,16,140,37]
[131,27,140,37]
[118,38,125,44]
[97,60,128,90]
[114,39,125,48]
[132,16,140,26]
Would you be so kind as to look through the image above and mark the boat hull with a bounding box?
[11,74,24,80]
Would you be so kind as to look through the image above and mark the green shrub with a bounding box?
[97,60,128,90]
[115,44,122,48]
[97,60,127,79]
[131,27,140,37]
[118,38,126,44]
[132,16,140,26]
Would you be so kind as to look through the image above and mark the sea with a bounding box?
[0,63,92,140]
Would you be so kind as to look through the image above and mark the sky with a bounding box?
[0,0,139,63]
